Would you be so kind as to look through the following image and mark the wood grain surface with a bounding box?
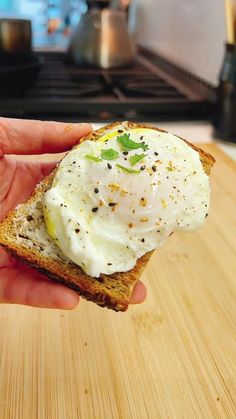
[0,144,236,419]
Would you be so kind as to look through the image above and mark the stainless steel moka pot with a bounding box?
[67,1,136,69]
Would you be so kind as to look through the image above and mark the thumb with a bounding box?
[0,118,92,155]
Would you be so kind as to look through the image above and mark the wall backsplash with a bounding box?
[130,0,226,86]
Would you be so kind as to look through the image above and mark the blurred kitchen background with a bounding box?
[0,0,89,49]
[0,0,236,147]
[0,0,225,82]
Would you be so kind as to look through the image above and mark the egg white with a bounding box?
[44,123,210,277]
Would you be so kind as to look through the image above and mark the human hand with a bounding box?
[0,118,146,309]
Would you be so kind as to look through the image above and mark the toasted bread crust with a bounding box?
[0,122,215,311]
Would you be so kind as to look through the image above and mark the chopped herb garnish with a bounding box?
[117,133,149,151]
[101,148,119,160]
[85,154,102,162]
[166,161,174,171]
[116,164,141,174]
[129,153,147,167]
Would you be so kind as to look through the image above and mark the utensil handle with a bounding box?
[224,0,235,43]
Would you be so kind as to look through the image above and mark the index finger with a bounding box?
[0,117,92,155]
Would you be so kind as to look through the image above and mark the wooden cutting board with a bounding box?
[0,144,236,419]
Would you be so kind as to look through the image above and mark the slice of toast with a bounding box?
[0,122,215,311]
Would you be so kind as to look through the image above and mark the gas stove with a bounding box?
[0,49,215,122]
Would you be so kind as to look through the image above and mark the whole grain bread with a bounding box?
[0,122,215,311]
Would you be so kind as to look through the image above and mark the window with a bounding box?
[0,0,12,10]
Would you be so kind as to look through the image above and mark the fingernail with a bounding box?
[79,123,93,130]
[64,123,92,133]
[64,124,74,132]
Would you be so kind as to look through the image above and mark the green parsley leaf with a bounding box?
[129,153,147,167]
[85,154,102,162]
[166,161,174,171]
[117,133,149,151]
[101,148,119,160]
[116,164,141,174]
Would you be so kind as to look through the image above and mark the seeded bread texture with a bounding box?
[0,122,215,311]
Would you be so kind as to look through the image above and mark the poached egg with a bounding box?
[43,123,210,277]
